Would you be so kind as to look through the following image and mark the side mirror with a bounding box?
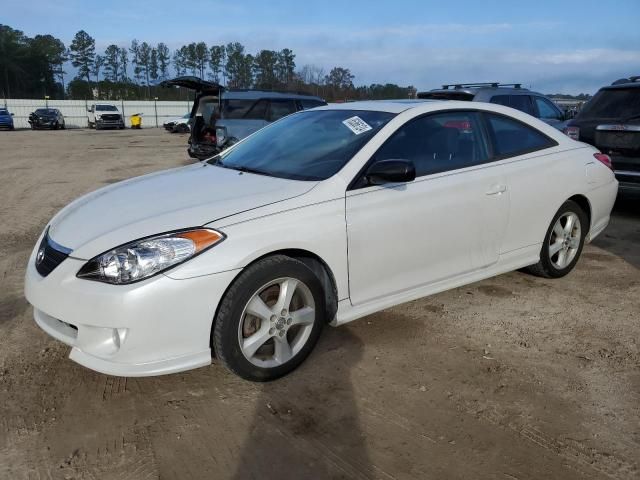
[10,113,14,116]
[365,159,416,185]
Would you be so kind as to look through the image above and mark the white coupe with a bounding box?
[24,100,617,381]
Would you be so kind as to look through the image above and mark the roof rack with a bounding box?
[441,82,522,90]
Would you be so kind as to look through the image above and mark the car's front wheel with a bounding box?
[213,255,325,381]
[526,200,587,278]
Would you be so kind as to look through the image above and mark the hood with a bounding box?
[49,163,316,259]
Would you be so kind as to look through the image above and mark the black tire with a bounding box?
[177,123,189,133]
[54,121,59,130]
[213,255,326,381]
[61,122,65,130]
[525,200,588,278]
[88,122,94,129]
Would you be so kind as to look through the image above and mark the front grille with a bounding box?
[35,232,71,277]
[100,114,121,121]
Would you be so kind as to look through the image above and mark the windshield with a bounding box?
[96,105,118,111]
[35,109,56,115]
[578,88,640,120]
[0,109,8,115]
[209,109,395,181]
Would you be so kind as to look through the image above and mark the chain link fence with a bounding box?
[2,99,194,129]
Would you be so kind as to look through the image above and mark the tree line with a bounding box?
[0,24,417,102]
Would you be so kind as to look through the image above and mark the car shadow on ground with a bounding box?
[230,327,373,479]
[592,192,640,269]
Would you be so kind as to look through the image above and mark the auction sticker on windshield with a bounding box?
[342,116,373,135]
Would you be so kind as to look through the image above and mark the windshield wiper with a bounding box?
[209,157,268,176]
[622,113,640,122]
[225,165,268,176]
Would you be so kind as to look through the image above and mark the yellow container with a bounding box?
[130,114,142,129]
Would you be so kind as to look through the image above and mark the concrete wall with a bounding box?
[2,99,194,129]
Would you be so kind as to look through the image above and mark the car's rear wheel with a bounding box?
[526,200,587,278]
[213,255,325,381]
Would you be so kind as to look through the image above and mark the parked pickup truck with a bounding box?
[87,103,125,130]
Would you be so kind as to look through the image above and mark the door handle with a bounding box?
[485,184,507,195]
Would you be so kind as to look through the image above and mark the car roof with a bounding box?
[316,99,436,114]
[222,90,324,101]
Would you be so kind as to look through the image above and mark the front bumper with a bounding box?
[96,118,124,128]
[24,240,240,376]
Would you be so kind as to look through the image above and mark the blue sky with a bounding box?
[4,0,640,94]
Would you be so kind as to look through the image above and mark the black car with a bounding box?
[565,77,640,192]
[418,83,568,131]
[28,108,65,130]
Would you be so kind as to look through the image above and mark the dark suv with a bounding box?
[564,77,640,193]
[418,83,568,130]
[161,76,327,159]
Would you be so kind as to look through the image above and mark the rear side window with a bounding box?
[299,99,326,109]
[534,97,563,121]
[489,95,535,116]
[244,99,268,120]
[268,100,297,121]
[485,113,555,158]
[490,95,511,107]
[222,100,255,119]
[375,111,488,177]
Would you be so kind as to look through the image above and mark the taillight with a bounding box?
[564,126,580,140]
[594,152,612,170]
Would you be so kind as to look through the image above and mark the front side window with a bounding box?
[485,113,555,158]
[210,110,394,181]
[268,100,297,121]
[374,111,488,177]
[534,97,563,120]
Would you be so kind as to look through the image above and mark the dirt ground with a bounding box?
[0,128,638,480]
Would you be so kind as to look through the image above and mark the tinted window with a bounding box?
[35,108,56,115]
[222,100,254,119]
[0,110,8,115]
[244,99,268,120]
[211,110,394,181]
[490,95,511,107]
[534,97,562,120]
[509,95,535,115]
[485,113,555,158]
[300,99,326,109]
[375,112,488,177]
[577,88,640,120]
[96,105,117,111]
[268,100,297,121]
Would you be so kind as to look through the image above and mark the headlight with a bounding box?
[77,228,224,284]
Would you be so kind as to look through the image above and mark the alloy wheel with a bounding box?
[237,277,315,368]
[548,212,581,269]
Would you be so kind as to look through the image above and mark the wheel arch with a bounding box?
[209,248,339,354]
[567,194,592,231]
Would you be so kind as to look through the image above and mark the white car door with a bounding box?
[346,111,510,306]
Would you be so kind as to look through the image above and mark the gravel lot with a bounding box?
[0,128,638,480]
